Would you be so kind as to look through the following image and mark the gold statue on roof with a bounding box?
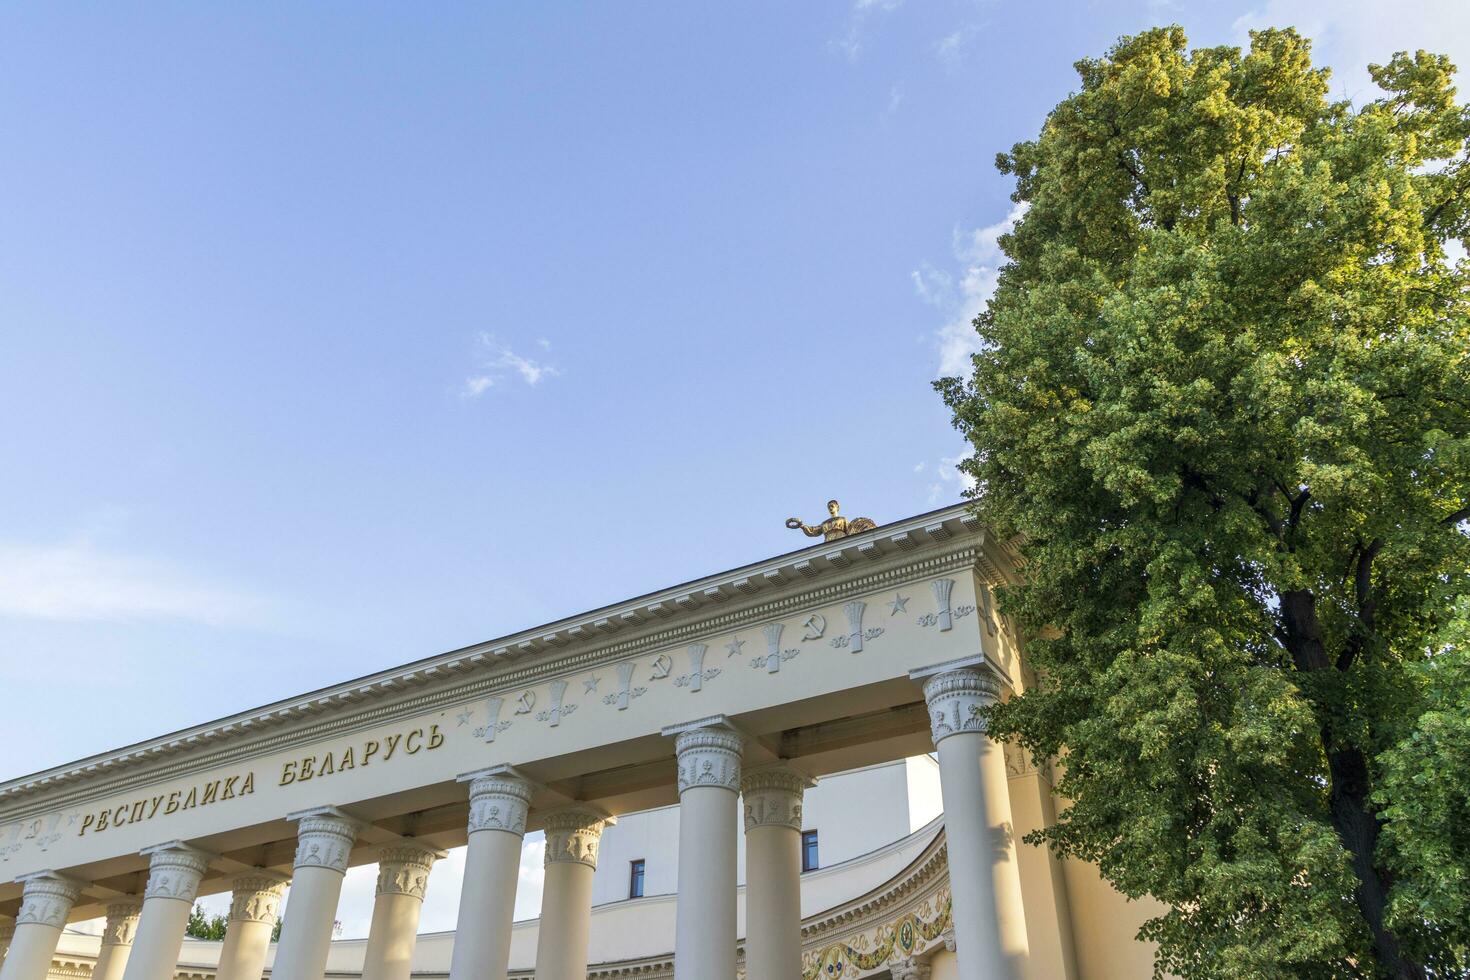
[786,500,878,542]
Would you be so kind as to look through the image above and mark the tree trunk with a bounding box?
[1282,588,1426,980]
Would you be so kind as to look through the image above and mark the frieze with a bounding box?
[801,891,952,980]
[279,724,444,786]
[79,773,256,838]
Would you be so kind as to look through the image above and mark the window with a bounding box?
[801,830,820,872]
[629,858,646,899]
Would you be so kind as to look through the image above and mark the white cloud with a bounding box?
[831,0,904,62]
[462,334,560,398]
[0,539,268,626]
[914,201,1027,378]
[935,24,981,71]
[1232,0,1470,103]
[926,452,977,505]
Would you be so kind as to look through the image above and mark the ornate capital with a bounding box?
[228,872,289,924]
[920,667,1000,746]
[100,900,142,947]
[465,772,533,837]
[15,871,82,929]
[740,763,813,833]
[541,806,612,870]
[673,726,744,793]
[891,959,932,980]
[141,842,212,904]
[375,842,444,900]
[288,807,361,874]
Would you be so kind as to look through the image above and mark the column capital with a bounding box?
[666,719,745,794]
[228,870,290,924]
[15,870,83,928]
[740,763,814,832]
[890,958,933,980]
[140,841,214,903]
[100,900,142,947]
[911,662,1002,746]
[375,841,445,900]
[461,767,535,837]
[287,806,362,874]
[540,805,614,870]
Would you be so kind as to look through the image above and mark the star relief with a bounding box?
[455,706,475,727]
[726,636,745,657]
[584,675,602,693]
[889,593,910,616]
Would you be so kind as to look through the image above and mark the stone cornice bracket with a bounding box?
[140,841,215,904]
[909,655,1005,746]
[287,806,363,875]
[375,840,446,899]
[100,899,143,946]
[540,805,614,870]
[459,765,538,837]
[227,870,290,924]
[15,870,83,929]
[664,715,746,794]
[740,762,815,832]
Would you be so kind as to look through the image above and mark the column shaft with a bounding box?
[446,771,533,980]
[271,808,361,980]
[361,843,443,980]
[91,901,142,980]
[0,872,82,980]
[533,807,610,980]
[669,723,743,980]
[741,764,811,980]
[918,664,1027,980]
[214,873,288,980]
[120,843,212,980]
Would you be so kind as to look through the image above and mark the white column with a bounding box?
[90,900,142,980]
[667,720,744,980]
[914,661,1027,980]
[533,806,612,980]
[740,763,811,980]
[271,807,362,980]
[214,872,289,980]
[120,842,213,980]
[447,769,532,980]
[361,842,444,980]
[0,872,82,980]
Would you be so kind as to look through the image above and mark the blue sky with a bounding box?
[1,0,1466,854]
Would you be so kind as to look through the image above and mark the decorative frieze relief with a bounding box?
[541,807,610,870]
[740,764,812,832]
[15,872,81,929]
[673,726,744,794]
[375,842,442,900]
[142,843,212,903]
[752,623,799,674]
[228,872,289,924]
[674,644,720,692]
[465,771,532,836]
[535,680,576,726]
[603,661,647,710]
[290,808,360,874]
[920,669,1001,746]
[802,890,953,980]
[100,900,142,946]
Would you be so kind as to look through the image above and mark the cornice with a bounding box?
[0,505,995,819]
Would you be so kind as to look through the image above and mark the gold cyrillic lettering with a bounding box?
[382,734,402,761]
[201,781,220,805]
[241,772,255,795]
[339,748,355,770]
[149,795,164,818]
[319,752,335,776]
[299,756,316,781]
[427,724,444,750]
[182,787,198,810]
[112,804,129,826]
[405,729,423,754]
[363,740,380,765]
[165,791,181,814]
[280,761,298,786]
[97,810,110,831]
[79,814,95,836]
[221,776,239,800]
[130,800,146,823]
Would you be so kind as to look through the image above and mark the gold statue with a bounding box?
[786,500,878,542]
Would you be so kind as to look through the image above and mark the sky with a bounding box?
[2,0,1466,938]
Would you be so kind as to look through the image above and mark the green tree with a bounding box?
[184,904,228,941]
[936,25,1470,979]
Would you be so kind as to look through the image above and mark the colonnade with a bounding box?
[0,661,1021,980]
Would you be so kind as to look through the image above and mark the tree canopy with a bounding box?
[937,25,1470,979]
